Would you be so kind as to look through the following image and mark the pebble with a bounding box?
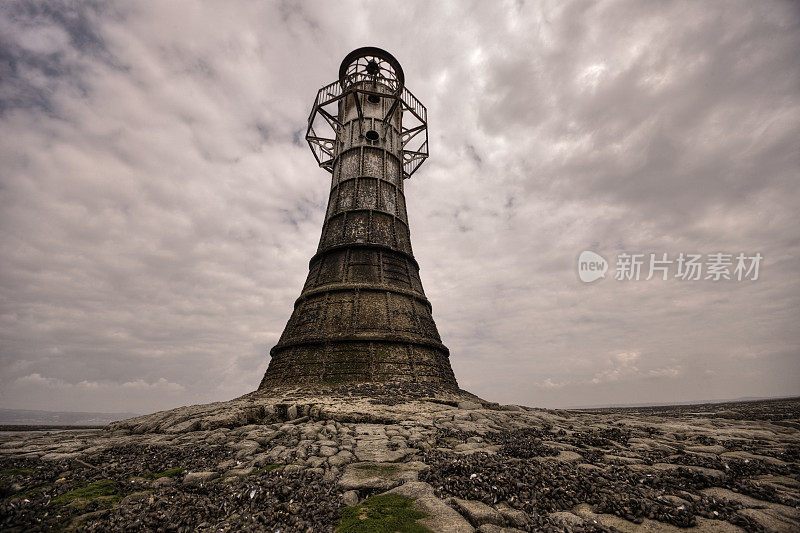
[341,490,359,506]
[319,445,338,457]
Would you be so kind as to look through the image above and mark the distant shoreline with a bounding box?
[564,394,800,410]
[0,424,106,432]
[0,408,139,427]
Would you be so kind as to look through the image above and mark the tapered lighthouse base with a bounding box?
[259,340,458,390]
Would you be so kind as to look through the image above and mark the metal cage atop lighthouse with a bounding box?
[305,47,429,179]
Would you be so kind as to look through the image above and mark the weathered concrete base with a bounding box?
[107,383,488,434]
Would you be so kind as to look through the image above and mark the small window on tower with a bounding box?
[367,94,381,104]
[365,130,380,142]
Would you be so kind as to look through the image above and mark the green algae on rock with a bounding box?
[337,493,431,533]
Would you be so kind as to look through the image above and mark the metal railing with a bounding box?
[401,87,426,124]
[306,80,429,178]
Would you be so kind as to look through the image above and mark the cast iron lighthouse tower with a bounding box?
[259,47,457,389]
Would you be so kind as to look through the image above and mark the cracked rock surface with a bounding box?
[1,389,798,532]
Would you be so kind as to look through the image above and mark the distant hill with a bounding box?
[0,408,139,426]
[567,395,799,410]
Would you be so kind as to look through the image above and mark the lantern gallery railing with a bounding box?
[306,49,429,179]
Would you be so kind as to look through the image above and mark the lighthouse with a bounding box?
[259,47,457,389]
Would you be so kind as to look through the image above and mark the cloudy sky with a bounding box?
[1,1,798,414]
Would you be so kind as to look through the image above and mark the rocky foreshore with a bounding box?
[1,388,798,532]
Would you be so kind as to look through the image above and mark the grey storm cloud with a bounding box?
[1,0,798,413]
